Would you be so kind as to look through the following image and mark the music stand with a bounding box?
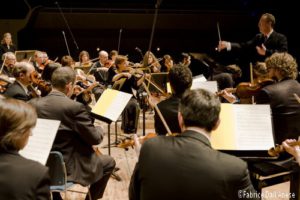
[15,50,36,62]
[146,72,168,94]
[91,89,132,155]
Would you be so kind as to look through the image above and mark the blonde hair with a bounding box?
[1,32,13,45]
[265,52,298,80]
[0,98,37,151]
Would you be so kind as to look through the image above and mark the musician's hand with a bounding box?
[282,139,300,164]
[123,72,132,78]
[92,145,102,156]
[219,89,238,103]
[256,44,266,56]
[217,41,229,51]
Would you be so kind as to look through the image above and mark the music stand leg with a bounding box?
[143,106,146,136]
[108,123,111,155]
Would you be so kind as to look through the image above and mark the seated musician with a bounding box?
[32,51,46,73]
[4,61,36,101]
[142,51,161,73]
[129,89,258,200]
[0,97,50,200]
[29,67,115,200]
[112,55,145,134]
[91,50,111,85]
[160,54,173,72]
[154,64,192,135]
[1,52,16,77]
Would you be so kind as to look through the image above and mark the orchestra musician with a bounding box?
[160,54,173,72]
[255,52,300,144]
[1,52,16,77]
[0,33,17,58]
[32,51,46,73]
[129,89,257,200]
[111,55,146,134]
[0,97,50,200]
[154,64,192,135]
[142,51,161,73]
[29,67,115,200]
[4,61,36,101]
[91,50,110,85]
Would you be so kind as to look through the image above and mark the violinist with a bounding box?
[4,62,35,101]
[1,52,16,77]
[142,51,161,73]
[112,55,144,134]
[129,89,257,200]
[32,51,45,73]
[154,64,192,135]
[91,50,110,85]
[160,54,173,72]
[74,50,93,74]
[256,52,300,144]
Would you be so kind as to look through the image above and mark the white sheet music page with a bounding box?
[233,104,274,150]
[191,80,218,93]
[19,118,60,165]
[92,88,132,122]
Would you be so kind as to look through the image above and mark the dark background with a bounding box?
[1,0,298,67]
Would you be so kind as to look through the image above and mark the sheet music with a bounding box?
[211,104,274,151]
[19,118,60,165]
[233,105,274,150]
[92,89,132,122]
[191,80,218,93]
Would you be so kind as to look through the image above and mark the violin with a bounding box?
[117,132,178,150]
[104,59,114,68]
[30,71,52,97]
[0,74,13,93]
[235,78,275,99]
[268,141,300,157]
[217,78,275,104]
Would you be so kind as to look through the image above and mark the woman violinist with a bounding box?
[142,51,161,73]
[110,55,146,134]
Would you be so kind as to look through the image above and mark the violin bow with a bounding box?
[55,1,79,54]
[117,28,123,53]
[142,82,172,135]
[0,55,7,74]
[293,93,300,104]
[145,0,162,67]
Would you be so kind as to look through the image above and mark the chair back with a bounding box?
[46,151,67,186]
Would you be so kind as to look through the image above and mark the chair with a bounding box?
[46,151,92,200]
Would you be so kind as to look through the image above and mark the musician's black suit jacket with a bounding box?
[155,96,181,135]
[4,81,30,101]
[231,30,288,62]
[256,79,300,144]
[129,130,257,200]
[29,90,104,186]
[0,149,50,200]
